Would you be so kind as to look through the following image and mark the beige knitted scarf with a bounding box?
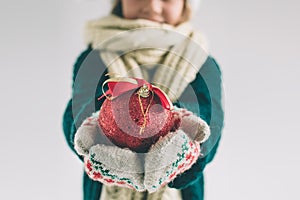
[85,15,208,102]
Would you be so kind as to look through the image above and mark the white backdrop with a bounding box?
[0,0,299,199]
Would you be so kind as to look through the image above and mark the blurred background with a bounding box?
[0,0,299,199]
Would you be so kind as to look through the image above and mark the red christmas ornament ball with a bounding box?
[98,88,174,153]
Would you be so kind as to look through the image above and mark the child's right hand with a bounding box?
[75,111,146,191]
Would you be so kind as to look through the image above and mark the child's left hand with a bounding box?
[144,107,210,192]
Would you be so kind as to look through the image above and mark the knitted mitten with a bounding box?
[74,112,146,191]
[84,145,145,191]
[172,107,210,143]
[144,130,201,193]
[74,111,112,156]
[144,107,209,193]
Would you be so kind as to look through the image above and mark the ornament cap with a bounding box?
[138,84,150,98]
[99,76,173,110]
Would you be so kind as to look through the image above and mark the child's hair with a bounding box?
[111,0,192,24]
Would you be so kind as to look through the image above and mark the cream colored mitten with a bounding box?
[173,107,210,143]
[144,130,201,193]
[84,145,145,191]
[144,107,210,193]
[74,112,146,191]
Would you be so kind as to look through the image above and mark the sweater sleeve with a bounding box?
[168,56,224,189]
[62,46,108,160]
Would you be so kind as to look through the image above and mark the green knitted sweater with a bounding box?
[62,46,224,200]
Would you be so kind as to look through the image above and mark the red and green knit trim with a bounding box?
[84,154,145,191]
[150,133,200,190]
[83,134,200,192]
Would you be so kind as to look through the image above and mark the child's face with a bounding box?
[121,0,185,25]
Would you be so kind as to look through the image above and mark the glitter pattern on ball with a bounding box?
[98,88,175,153]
